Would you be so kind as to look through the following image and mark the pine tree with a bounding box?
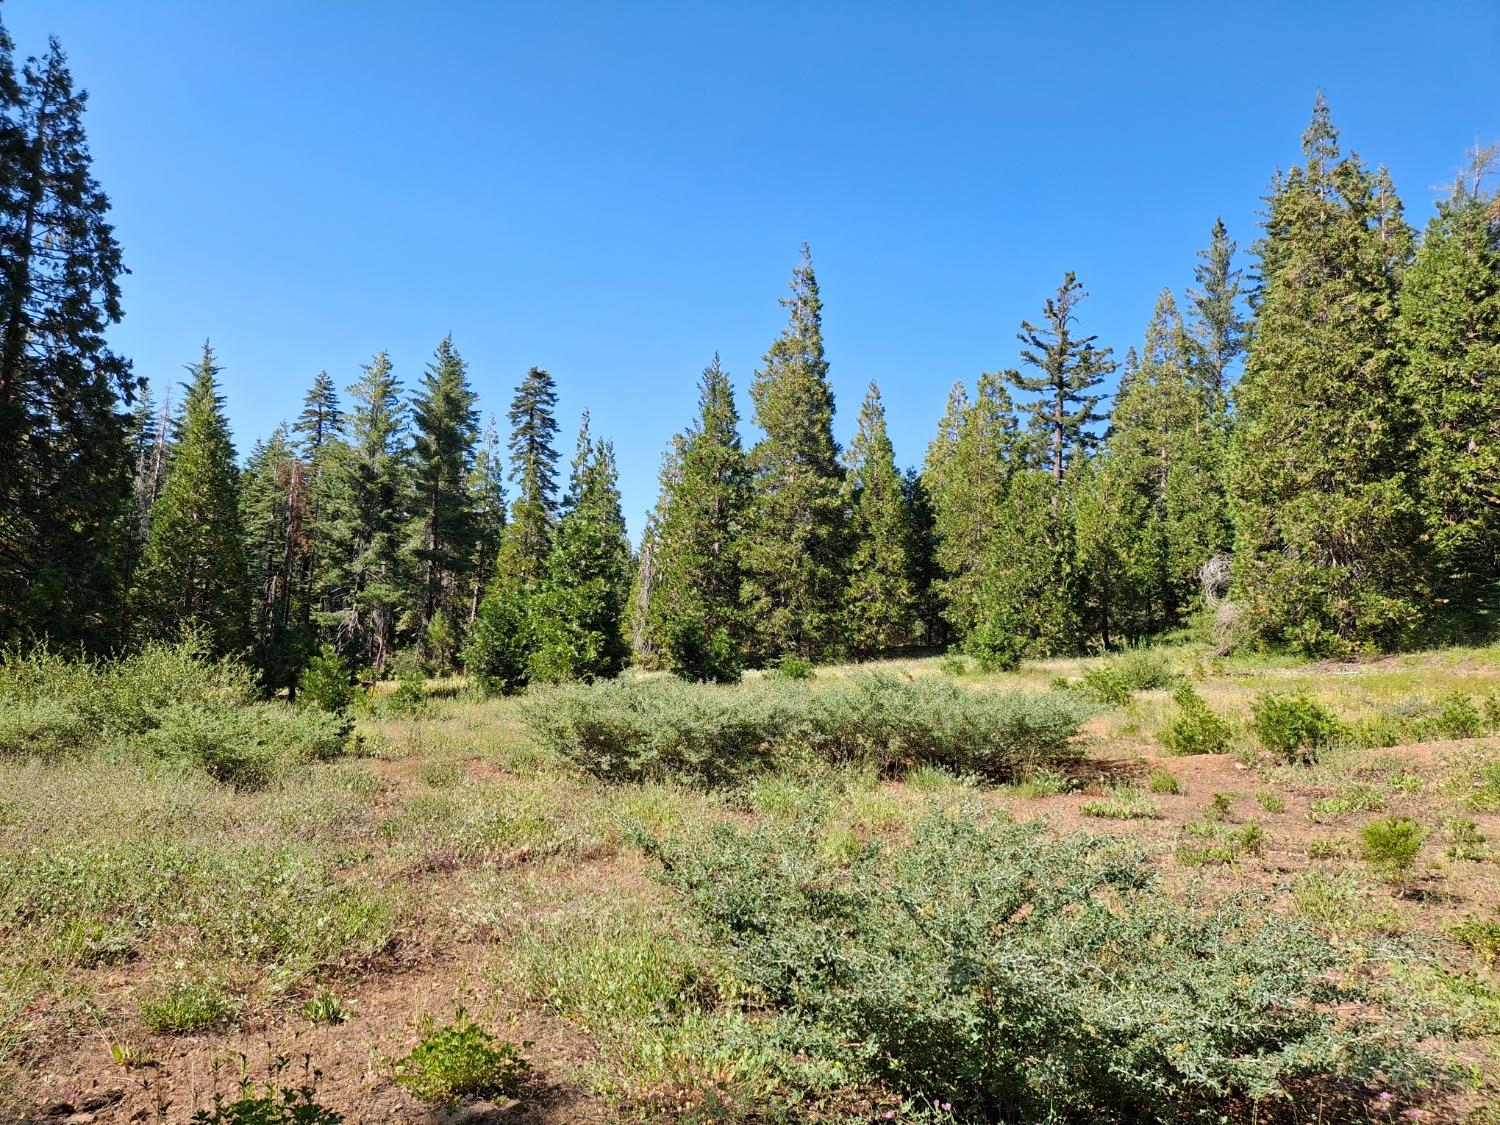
[294,370,342,460]
[740,245,847,660]
[841,382,916,654]
[130,343,248,654]
[971,468,1079,659]
[408,335,480,650]
[528,428,632,682]
[312,352,408,670]
[1230,96,1420,654]
[1009,273,1115,484]
[1397,146,1500,628]
[922,373,1021,637]
[242,425,311,690]
[628,434,685,671]
[1102,290,1231,630]
[1188,218,1248,400]
[652,356,751,679]
[901,467,943,647]
[465,413,507,623]
[463,366,560,692]
[0,29,136,649]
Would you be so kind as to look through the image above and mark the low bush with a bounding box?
[391,1009,530,1103]
[133,700,348,788]
[767,654,815,681]
[1359,816,1427,885]
[1147,768,1180,794]
[961,622,1025,673]
[639,810,1421,1122]
[665,621,741,684]
[1158,684,1233,755]
[1250,693,1343,763]
[1078,648,1176,706]
[524,673,1090,785]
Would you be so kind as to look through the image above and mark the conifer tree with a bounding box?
[841,382,916,654]
[922,373,1021,637]
[408,335,480,649]
[628,435,685,671]
[528,427,632,682]
[242,425,311,690]
[1103,290,1231,628]
[740,245,847,660]
[292,369,341,636]
[1230,96,1420,654]
[652,356,751,679]
[130,343,248,654]
[1009,273,1115,484]
[294,370,342,459]
[464,414,507,623]
[0,29,136,649]
[901,467,943,646]
[313,352,407,670]
[971,468,1079,659]
[1397,148,1500,627]
[463,366,560,692]
[1188,218,1248,399]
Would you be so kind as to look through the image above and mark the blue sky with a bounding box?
[6,1,1498,539]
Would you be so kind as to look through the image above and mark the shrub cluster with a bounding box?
[1159,683,1234,755]
[0,641,351,786]
[391,1009,531,1103]
[638,809,1421,1122]
[524,673,1091,785]
[1078,649,1176,706]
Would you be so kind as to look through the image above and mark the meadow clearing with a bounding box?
[1,641,1498,1124]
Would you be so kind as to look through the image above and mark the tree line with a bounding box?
[1,13,1495,689]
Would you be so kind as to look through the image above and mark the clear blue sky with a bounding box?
[7,0,1498,539]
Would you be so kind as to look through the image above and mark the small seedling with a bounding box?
[1147,768,1180,795]
[1441,817,1488,862]
[1204,792,1233,822]
[301,990,349,1025]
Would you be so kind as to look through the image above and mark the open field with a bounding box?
[2,643,1498,1123]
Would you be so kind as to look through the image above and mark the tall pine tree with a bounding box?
[130,343,248,655]
[651,355,751,679]
[1230,95,1420,654]
[1009,272,1115,485]
[313,352,408,670]
[0,28,136,649]
[1397,147,1500,629]
[740,245,847,660]
[242,424,311,690]
[407,335,480,653]
[841,382,916,654]
[1188,218,1248,400]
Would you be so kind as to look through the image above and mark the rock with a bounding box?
[62,1114,95,1125]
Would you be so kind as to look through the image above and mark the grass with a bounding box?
[2,639,1498,1120]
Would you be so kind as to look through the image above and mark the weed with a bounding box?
[1309,784,1387,818]
[300,990,348,1025]
[768,654,814,680]
[1359,817,1428,885]
[1204,792,1233,821]
[1308,836,1350,859]
[391,1008,531,1104]
[1079,649,1176,707]
[1447,919,1500,966]
[1011,767,1072,798]
[190,1054,342,1124]
[1255,791,1286,813]
[1442,817,1489,861]
[938,655,971,677]
[1146,768,1180,795]
[1080,786,1159,820]
[1292,870,1403,935]
[140,978,234,1033]
[1159,684,1233,756]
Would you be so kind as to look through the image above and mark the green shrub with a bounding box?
[1010,766,1073,798]
[938,654,971,677]
[391,1008,530,1103]
[389,651,427,715]
[1079,649,1176,706]
[1080,786,1159,819]
[1159,684,1233,755]
[1250,693,1342,763]
[1447,918,1500,966]
[0,697,92,760]
[1426,691,1485,740]
[298,644,353,714]
[1204,792,1232,821]
[1292,870,1402,935]
[140,978,234,1033]
[525,674,1089,785]
[961,623,1024,673]
[1358,816,1427,884]
[768,654,814,680]
[1309,784,1386,818]
[639,810,1419,1122]
[133,701,348,788]
[301,990,348,1025]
